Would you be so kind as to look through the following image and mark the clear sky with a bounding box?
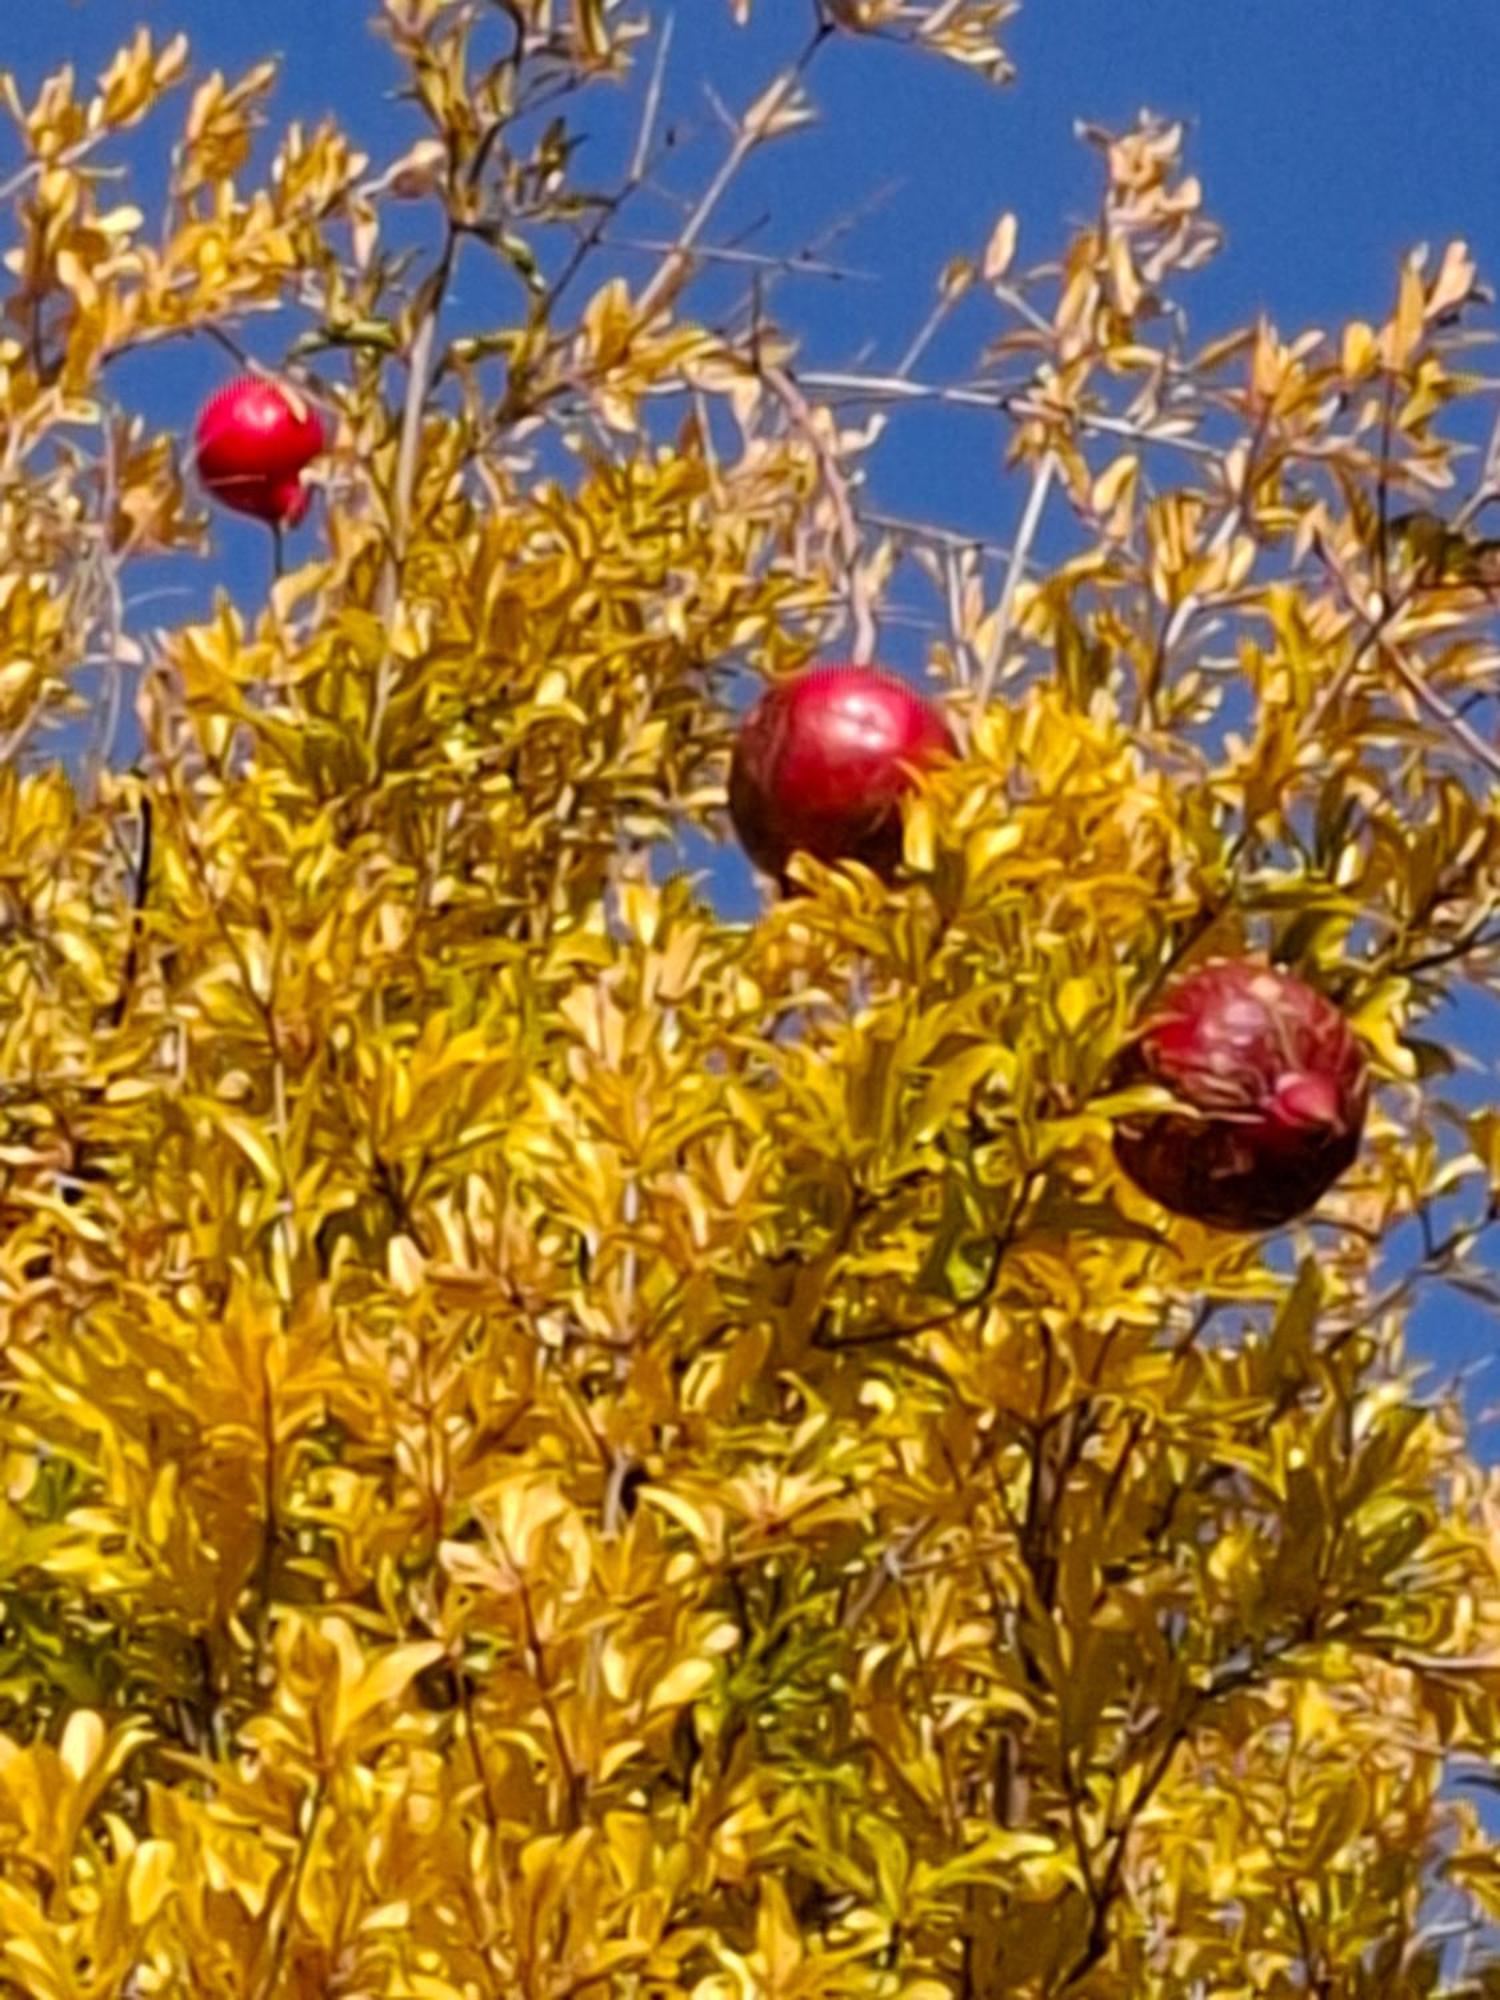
[8,3,1500,1408]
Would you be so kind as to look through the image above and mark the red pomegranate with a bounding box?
[728,664,955,884]
[1110,959,1369,1231]
[194,378,325,527]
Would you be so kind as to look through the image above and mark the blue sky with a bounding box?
[7,2,1500,1406]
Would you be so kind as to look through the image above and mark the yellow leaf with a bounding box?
[361,1901,412,1932]
[1426,238,1476,320]
[217,1113,282,1188]
[1057,976,1098,1034]
[1346,978,1416,1079]
[754,1876,804,1983]
[1341,319,1379,379]
[387,1232,426,1296]
[647,1657,716,1715]
[128,1839,177,1925]
[903,794,936,873]
[640,1486,726,1556]
[1385,256,1425,368]
[334,1639,446,1744]
[60,1710,104,1785]
[983,211,1018,282]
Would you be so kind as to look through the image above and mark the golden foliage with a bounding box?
[0,4,1497,1994]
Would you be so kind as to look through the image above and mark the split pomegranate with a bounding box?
[728,663,955,884]
[1110,958,1369,1230]
[194,377,325,528]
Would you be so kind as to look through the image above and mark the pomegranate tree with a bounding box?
[1110,959,1369,1231]
[194,378,325,528]
[728,663,954,884]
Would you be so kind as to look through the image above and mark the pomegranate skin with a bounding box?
[1111,959,1370,1231]
[728,664,955,884]
[194,378,325,526]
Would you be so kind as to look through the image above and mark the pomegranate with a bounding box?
[728,664,955,884]
[1110,959,1369,1231]
[194,377,325,527]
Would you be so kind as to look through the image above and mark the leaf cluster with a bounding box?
[0,5,1498,1995]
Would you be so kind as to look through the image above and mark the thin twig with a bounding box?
[630,18,674,185]
[107,791,153,1032]
[604,234,866,282]
[975,452,1054,713]
[865,509,1020,560]
[82,417,128,804]
[634,23,830,326]
[1141,415,1263,722]
[1381,637,1500,780]
[761,361,877,661]
[1314,532,1500,780]
[255,1775,328,2000]
[534,19,676,327]
[798,369,1221,462]
[895,281,962,381]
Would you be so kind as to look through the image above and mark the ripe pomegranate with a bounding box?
[194,378,325,527]
[728,664,955,884]
[1110,959,1369,1231]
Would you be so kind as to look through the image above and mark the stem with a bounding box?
[82,413,129,805]
[975,453,1054,716]
[761,362,877,662]
[255,1775,327,2000]
[254,1353,280,1693]
[367,231,458,759]
[107,792,153,1031]
[1380,637,1500,782]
